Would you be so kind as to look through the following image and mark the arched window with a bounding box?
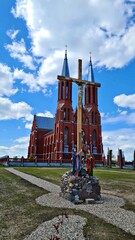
[66,82,68,99]
[68,109,70,121]
[88,86,90,103]
[95,112,97,124]
[61,82,64,99]
[64,108,66,120]
[64,127,68,145]
[93,87,95,103]
[92,112,94,124]
[92,130,97,147]
[64,127,68,152]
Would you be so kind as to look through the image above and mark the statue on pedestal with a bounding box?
[86,149,94,176]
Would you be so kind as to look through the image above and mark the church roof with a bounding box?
[35,115,55,130]
[61,49,70,77]
[87,55,95,82]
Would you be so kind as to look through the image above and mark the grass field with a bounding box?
[0,167,135,240]
[15,166,135,210]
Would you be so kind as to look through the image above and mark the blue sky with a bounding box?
[0,0,135,161]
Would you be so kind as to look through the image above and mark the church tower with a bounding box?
[28,50,103,164]
[84,55,103,161]
[54,49,74,161]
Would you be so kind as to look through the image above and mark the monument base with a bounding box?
[61,168,101,204]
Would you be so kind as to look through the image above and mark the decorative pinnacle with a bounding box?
[89,51,92,64]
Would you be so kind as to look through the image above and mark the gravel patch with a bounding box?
[24,215,86,240]
[5,168,135,237]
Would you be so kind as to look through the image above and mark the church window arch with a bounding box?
[68,109,70,121]
[95,112,97,124]
[66,82,69,99]
[61,82,64,99]
[64,127,68,145]
[92,130,97,147]
[88,86,90,103]
[64,108,66,120]
[64,127,68,152]
[93,87,95,103]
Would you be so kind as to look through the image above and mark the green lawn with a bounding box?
[15,166,135,211]
[0,167,135,240]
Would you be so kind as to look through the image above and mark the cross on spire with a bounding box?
[89,51,92,61]
[65,44,67,57]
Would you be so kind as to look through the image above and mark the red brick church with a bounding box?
[28,50,103,164]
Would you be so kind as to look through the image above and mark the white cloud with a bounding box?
[101,94,135,125]
[0,138,29,158]
[6,39,26,54]
[14,67,54,94]
[5,39,36,70]
[102,110,135,125]
[15,136,29,143]
[0,63,18,97]
[14,68,40,92]
[37,50,64,87]
[25,122,32,129]
[0,97,33,121]
[7,29,19,39]
[118,109,127,115]
[37,110,54,118]
[42,89,52,97]
[114,94,135,109]
[11,0,135,72]
[103,128,135,161]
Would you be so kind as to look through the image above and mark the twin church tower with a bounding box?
[28,50,103,164]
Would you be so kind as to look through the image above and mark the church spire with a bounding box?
[61,46,70,77]
[87,52,95,82]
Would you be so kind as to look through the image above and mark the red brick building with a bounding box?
[28,51,103,164]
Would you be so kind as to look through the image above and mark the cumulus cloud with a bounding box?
[7,29,19,39]
[114,93,135,109]
[14,68,40,92]
[0,63,18,97]
[118,109,128,115]
[0,97,33,121]
[14,68,53,94]
[103,128,135,161]
[11,0,135,72]
[25,122,32,129]
[5,39,36,70]
[15,136,29,143]
[37,50,64,87]
[102,110,135,125]
[101,93,135,125]
[37,110,54,118]
[0,137,29,158]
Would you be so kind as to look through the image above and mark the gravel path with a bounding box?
[5,168,135,238]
